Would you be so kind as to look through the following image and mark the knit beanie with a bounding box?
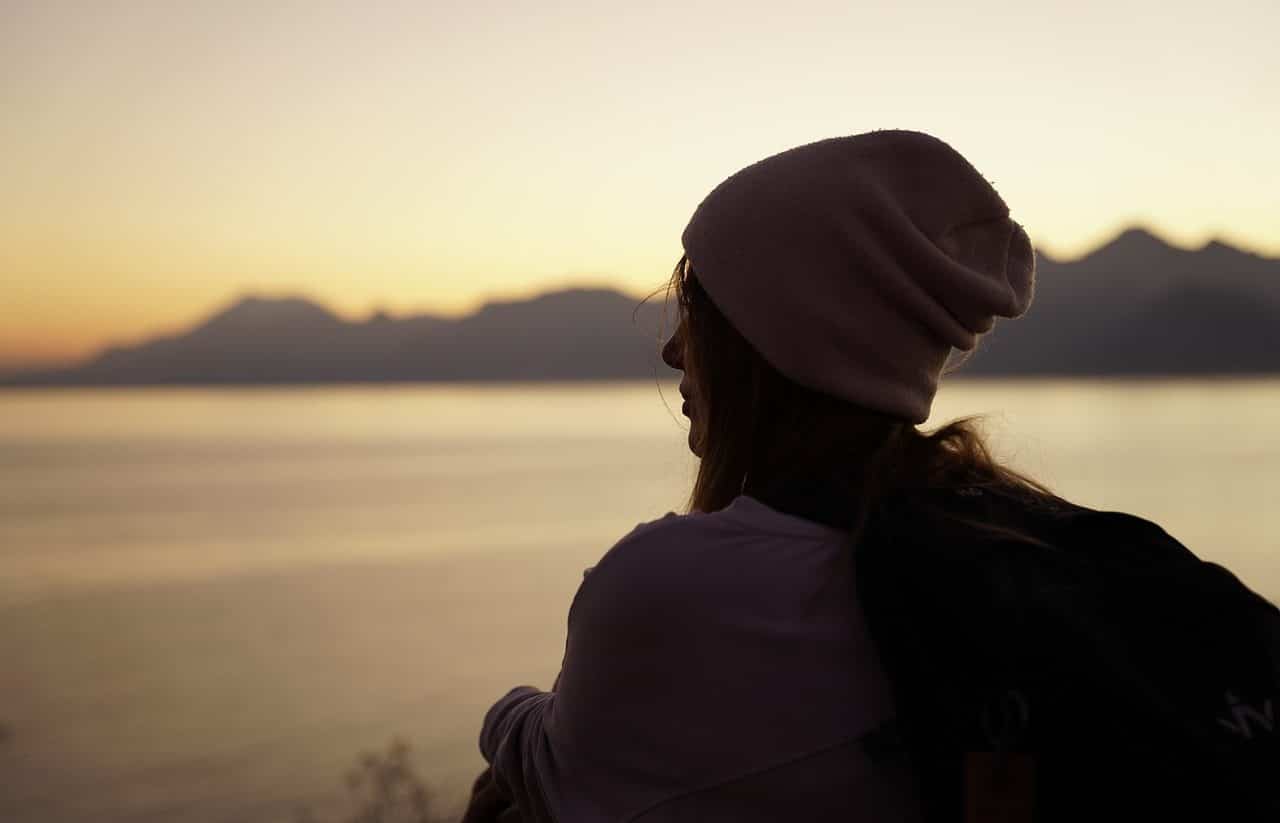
[680,129,1035,424]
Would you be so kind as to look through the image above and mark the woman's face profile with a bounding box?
[661,318,704,458]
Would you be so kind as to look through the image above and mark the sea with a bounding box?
[1,380,1277,822]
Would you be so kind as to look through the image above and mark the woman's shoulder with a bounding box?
[600,497,845,566]
[598,507,716,564]
[591,503,756,579]
[569,509,743,639]
[578,499,848,620]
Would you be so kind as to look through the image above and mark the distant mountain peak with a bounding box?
[218,293,334,314]
[1107,225,1174,251]
[472,286,641,316]
[198,294,342,332]
[1197,236,1265,259]
[1073,225,1183,267]
[1090,227,1270,261]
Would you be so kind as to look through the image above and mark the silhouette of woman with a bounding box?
[463,131,1279,822]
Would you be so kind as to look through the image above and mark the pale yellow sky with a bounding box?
[3,0,1278,367]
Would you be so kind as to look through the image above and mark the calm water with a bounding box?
[1,380,1277,822]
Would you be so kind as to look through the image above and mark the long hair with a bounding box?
[660,253,1064,548]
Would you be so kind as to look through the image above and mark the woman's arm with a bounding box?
[460,764,527,823]
[478,687,557,822]
[476,517,697,822]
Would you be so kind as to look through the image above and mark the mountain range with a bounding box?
[4,226,1278,386]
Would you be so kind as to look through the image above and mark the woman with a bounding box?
[466,131,1277,822]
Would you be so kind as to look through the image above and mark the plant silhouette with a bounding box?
[296,739,447,823]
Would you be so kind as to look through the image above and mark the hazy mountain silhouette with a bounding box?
[963,226,1280,375]
[3,226,1278,386]
[3,288,674,385]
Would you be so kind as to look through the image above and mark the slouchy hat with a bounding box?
[680,129,1035,423]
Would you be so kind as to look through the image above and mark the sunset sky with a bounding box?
[3,0,1277,368]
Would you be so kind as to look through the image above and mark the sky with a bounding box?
[3,0,1278,367]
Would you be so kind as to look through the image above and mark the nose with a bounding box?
[662,323,685,371]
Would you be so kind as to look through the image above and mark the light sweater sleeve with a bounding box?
[479,686,559,820]
[478,515,704,821]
